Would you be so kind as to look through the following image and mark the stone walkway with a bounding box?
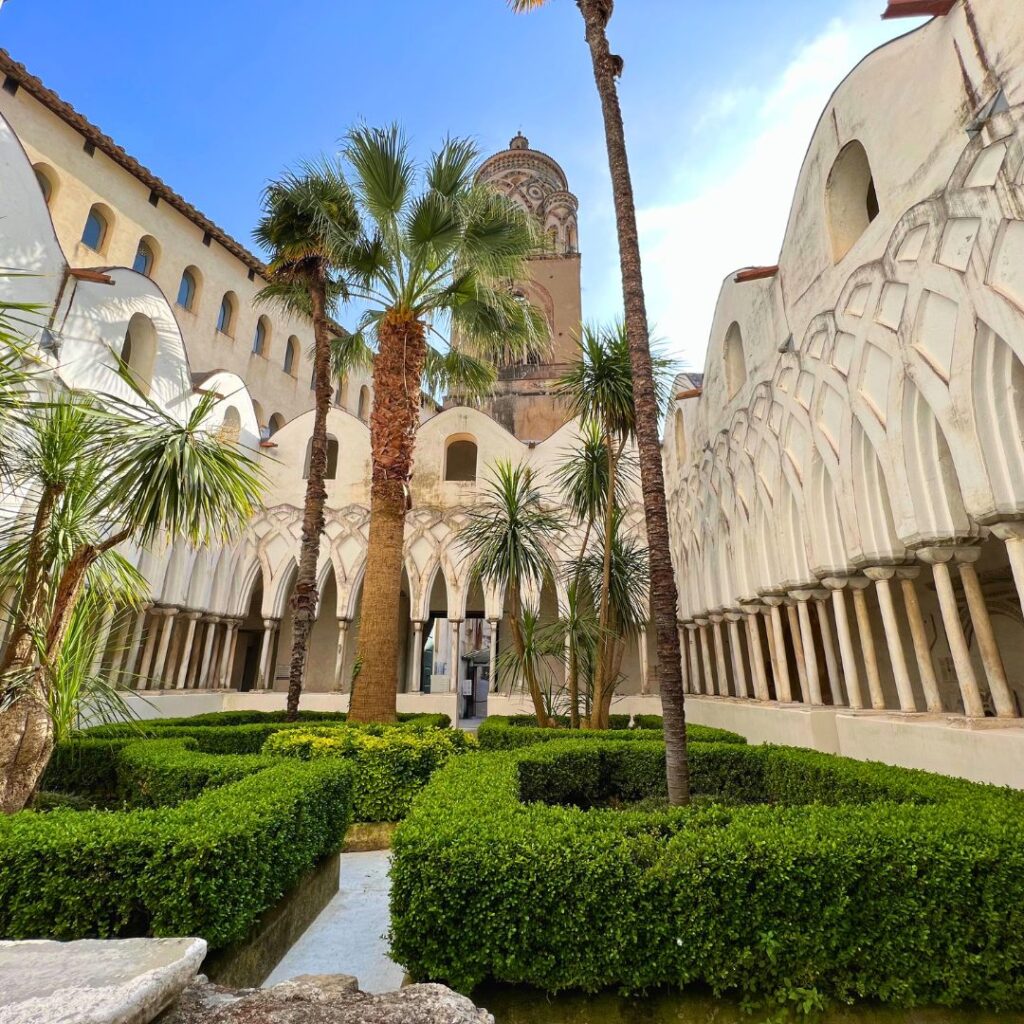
[264,850,405,994]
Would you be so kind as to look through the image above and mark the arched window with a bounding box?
[724,322,746,399]
[216,293,235,335]
[673,409,687,463]
[252,316,269,356]
[357,385,371,422]
[33,164,55,205]
[81,204,109,251]
[826,140,879,263]
[268,413,286,437]
[304,435,340,480]
[132,240,155,276]
[283,336,300,376]
[218,406,241,444]
[177,268,198,311]
[119,313,157,394]
[444,437,478,482]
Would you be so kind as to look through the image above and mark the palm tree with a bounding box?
[254,162,360,720]
[0,374,263,812]
[460,461,566,725]
[510,0,691,803]
[321,126,546,724]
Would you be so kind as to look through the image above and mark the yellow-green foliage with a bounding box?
[264,726,475,822]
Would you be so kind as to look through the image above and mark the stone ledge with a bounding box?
[0,937,206,1024]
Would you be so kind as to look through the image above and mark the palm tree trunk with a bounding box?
[349,310,428,723]
[285,279,334,720]
[577,0,689,802]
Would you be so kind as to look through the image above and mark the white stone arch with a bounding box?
[849,413,905,563]
[157,543,194,605]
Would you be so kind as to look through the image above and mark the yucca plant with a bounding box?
[0,364,263,813]
[509,0,692,800]
[461,460,566,725]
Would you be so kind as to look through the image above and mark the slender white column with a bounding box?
[863,568,916,712]
[897,567,943,713]
[677,623,690,694]
[173,611,202,689]
[850,579,886,709]
[106,610,134,684]
[224,620,241,690]
[136,607,162,686]
[696,619,715,696]
[406,620,424,694]
[766,601,793,702]
[918,547,984,718]
[957,552,1016,717]
[487,618,498,694]
[793,593,823,705]
[726,614,749,698]
[334,619,351,690]
[685,625,702,695]
[639,628,651,695]
[151,607,179,688]
[813,592,842,705]
[785,603,809,702]
[217,620,239,689]
[710,615,730,696]
[448,619,462,693]
[822,581,863,710]
[197,616,220,688]
[744,610,770,701]
[257,618,278,690]
[90,609,115,676]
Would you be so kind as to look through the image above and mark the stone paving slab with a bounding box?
[0,937,206,1024]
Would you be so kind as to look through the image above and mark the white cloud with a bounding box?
[627,5,916,372]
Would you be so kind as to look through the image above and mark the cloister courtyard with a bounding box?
[2,1,1024,1022]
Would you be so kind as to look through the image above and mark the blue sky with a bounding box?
[1,0,921,370]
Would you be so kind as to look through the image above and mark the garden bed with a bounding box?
[390,739,1024,1011]
[476,715,745,750]
[1,738,354,949]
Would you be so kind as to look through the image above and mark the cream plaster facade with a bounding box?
[0,50,374,438]
[4,2,1024,789]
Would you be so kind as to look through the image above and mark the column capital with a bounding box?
[412,619,425,631]
[847,575,873,591]
[820,576,852,591]
[709,612,725,624]
[203,613,222,624]
[789,589,816,603]
[448,617,464,626]
[336,617,351,629]
[989,521,1024,543]
[694,616,710,627]
[724,610,745,622]
[809,589,830,601]
[863,566,898,582]
[182,610,203,621]
[262,617,280,630]
[916,544,980,566]
[895,565,921,581]
[152,605,178,617]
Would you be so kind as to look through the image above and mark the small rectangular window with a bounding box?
[148,190,160,207]
[2,76,19,96]
[83,140,96,157]
[202,232,212,247]
[248,268,256,282]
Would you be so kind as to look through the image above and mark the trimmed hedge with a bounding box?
[502,713,631,730]
[264,727,475,822]
[391,740,1024,1010]
[477,715,745,750]
[103,710,451,730]
[631,714,663,730]
[2,740,354,949]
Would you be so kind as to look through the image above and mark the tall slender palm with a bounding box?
[460,461,566,725]
[0,375,263,812]
[324,126,546,723]
[510,0,691,802]
[255,162,359,719]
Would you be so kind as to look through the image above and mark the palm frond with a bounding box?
[423,347,496,402]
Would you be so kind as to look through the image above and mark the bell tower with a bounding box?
[470,133,583,440]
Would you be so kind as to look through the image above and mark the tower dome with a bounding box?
[477,133,579,255]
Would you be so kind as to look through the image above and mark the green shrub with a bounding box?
[264,727,475,822]
[390,740,1024,1010]
[631,714,663,730]
[1,746,354,949]
[96,710,451,730]
[477,715,745,750]
[42,738,136,800]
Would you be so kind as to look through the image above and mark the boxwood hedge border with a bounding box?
[390,739,1024,1010]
